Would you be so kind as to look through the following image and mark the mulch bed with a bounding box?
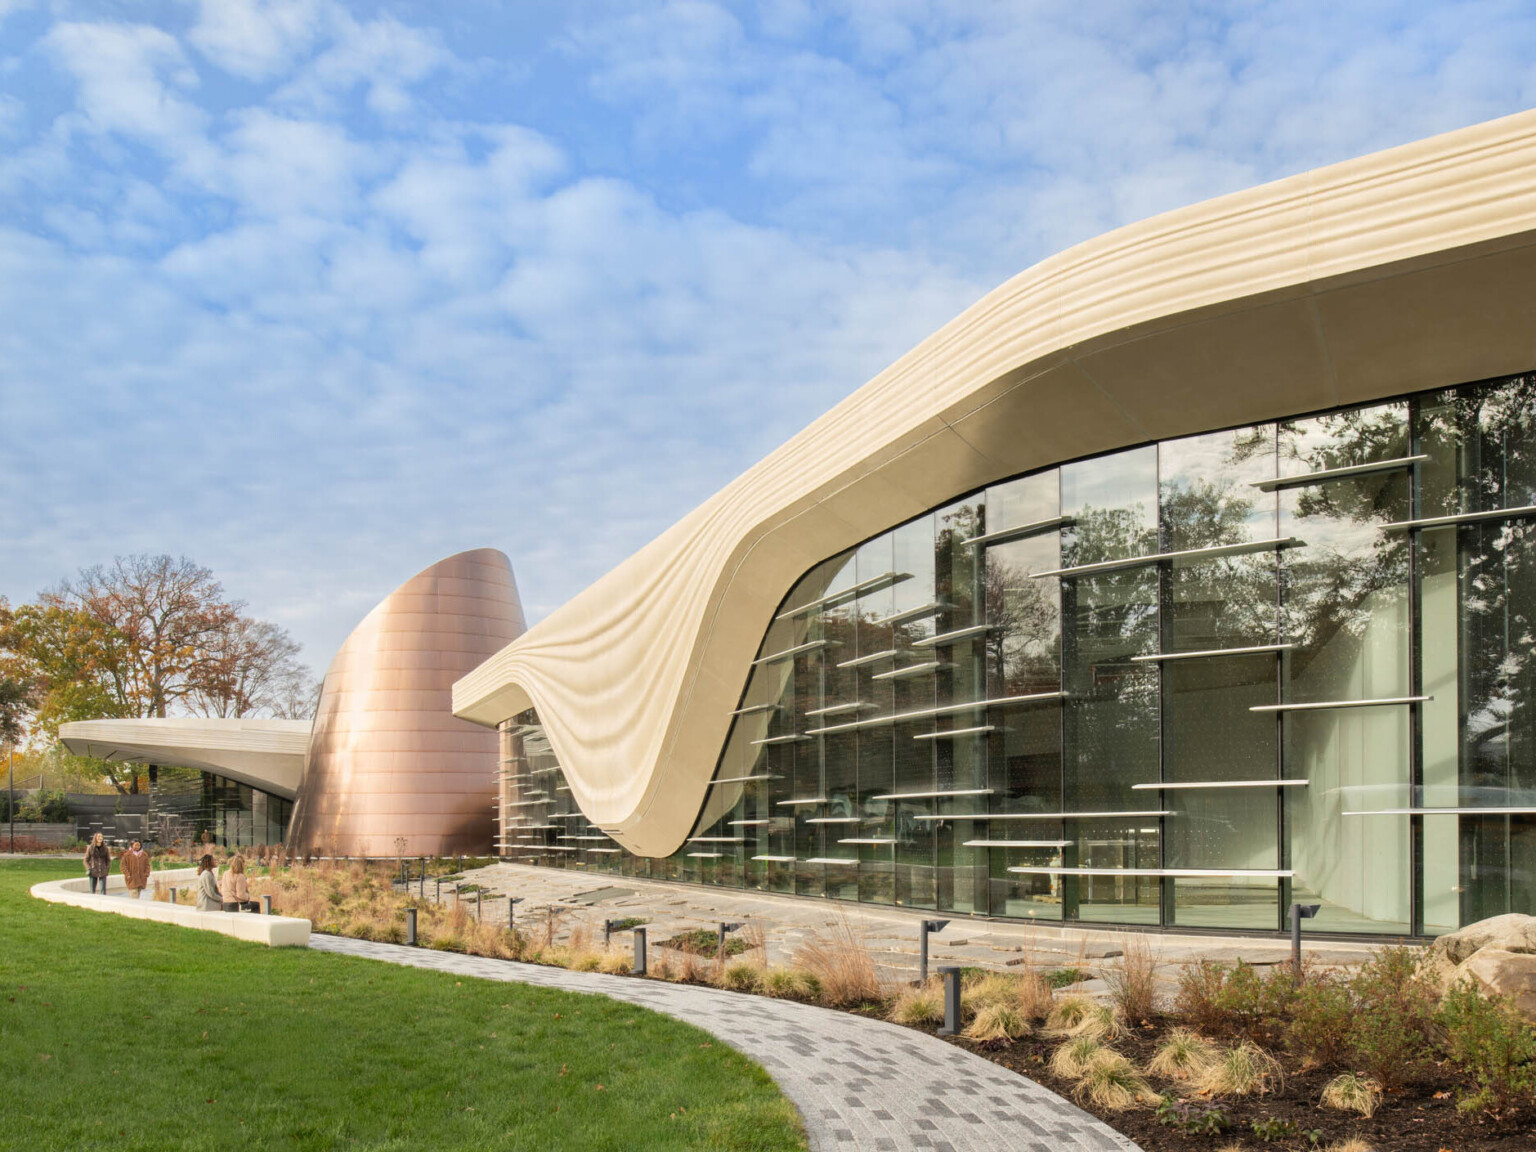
[910,1018,1535,1151]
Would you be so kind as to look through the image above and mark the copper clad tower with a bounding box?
[290,549,525,856]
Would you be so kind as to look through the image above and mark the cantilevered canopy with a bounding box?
[59,717,311,799]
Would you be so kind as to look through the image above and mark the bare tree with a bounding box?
[191,616,315,720]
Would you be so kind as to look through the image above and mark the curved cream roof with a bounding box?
[454,108,1536,857]
[59,717,312,799]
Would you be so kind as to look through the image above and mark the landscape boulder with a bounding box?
[1430,913,1536,965]
[1449,949,1536,1021]
[1429,913,1536,1022]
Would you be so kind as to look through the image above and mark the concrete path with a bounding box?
[311,933,1141,1152]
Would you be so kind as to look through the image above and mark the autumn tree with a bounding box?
[3,555,317,794]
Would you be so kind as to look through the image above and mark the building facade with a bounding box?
[496,374,1535,936]
[459,111,1536,938]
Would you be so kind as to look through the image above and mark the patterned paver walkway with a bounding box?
[311,933,1141,1152]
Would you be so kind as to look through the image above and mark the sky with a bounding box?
[2,0,1536,675]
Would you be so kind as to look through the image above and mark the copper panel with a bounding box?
[289,549,526,856]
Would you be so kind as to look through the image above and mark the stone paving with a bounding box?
[311,932,1141,1152]
[430,862,1378,999]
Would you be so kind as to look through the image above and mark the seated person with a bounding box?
[196,855,222,910]
[218,854,259,912]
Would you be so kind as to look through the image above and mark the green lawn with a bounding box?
[0,860,805,1152]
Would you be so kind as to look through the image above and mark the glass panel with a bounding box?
[1061,446,1160,922]
[1280,402,1412,934]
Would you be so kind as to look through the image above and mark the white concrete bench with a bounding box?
[30,868,310,947]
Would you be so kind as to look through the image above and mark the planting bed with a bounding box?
[943,1022,1536,1152]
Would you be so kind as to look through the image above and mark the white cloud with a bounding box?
[43,21,206,150]
[5,0,1536,671]
[272,12,452,117]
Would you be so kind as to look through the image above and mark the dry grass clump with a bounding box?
[962,970,1053,1023]
[597,949,632,975]
[568,948,606,972]
[761,966,819,1000]
[1052,999,1120,1041]
[1046,992,1095,1033]
[1103,934,1160,1022]
[1323,1141,1375,1152]
[1193,1040,1283,1098]
[1049,1035,1106,1079]
[718,960,764,992]
[1073,1050,1159,1111]
[1319,1071,1381,1117]
[963,1003,1030,1044]
[888,982,945,1025]
[793,916,882,1007]
[1146,1028,1219,1081]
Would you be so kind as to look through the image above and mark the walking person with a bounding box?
[120,838,151,899]
[84,833,111,895]
[195,854,222,911]
[219,853,258,912]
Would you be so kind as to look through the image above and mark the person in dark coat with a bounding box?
[84,833,111,894]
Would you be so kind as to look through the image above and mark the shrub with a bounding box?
[1192,1041,1283,1098]
[963,1004,1030,1044]
[1104,935,1159,1022]
[1319,1071,1381,1118]
[1074,1051,1158,1111]
[1345,947,1436,1090]
[1175,959,1298,1041]
[1154,1095,1229,1135]
[1434,980,1536,1114]
[888,983,945,1026]
[1249,1117,1321,1143]
[1284,969,1354,1069]
[1146,1028,1219,1080]
[1175,960,1232,1036]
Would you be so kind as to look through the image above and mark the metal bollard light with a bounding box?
[508,896,524,927]
[919,918,950,985]
[937,966,962,1036]
[1289,902,1320,974]
[261,894,273,915]
[476,888,483,921]
[633,926,648,976]
[717,921,743,959]
[406,907,418,946]
[168,886,176,905]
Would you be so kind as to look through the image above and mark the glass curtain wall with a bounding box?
[499,372,1536,937]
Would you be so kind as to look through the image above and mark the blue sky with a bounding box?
[3,1,1535,673]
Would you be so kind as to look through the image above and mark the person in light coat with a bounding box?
[219,854,258,912]
[84,833,111,895]
[119,839,151,898]
[195,854,222,911]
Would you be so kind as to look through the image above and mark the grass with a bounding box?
[1,860,805,1152]
[1320,1071,1382,1118]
